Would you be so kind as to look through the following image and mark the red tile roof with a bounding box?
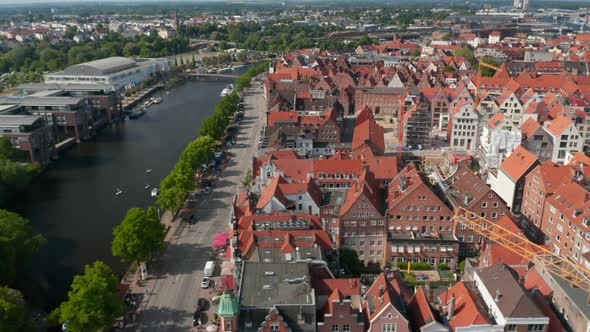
[568,152,590,178]
[546,116,574,137]
[256,176,290,210]
[438,281,491,330]
[520,118,541,139]
[524,268,552,297]
[407,287,440,330]
[534,161,574,195]
[352,117,385,155]
[340,169,383,217]
[313,278,361,297]
[500,146,538,181]
[267,111,298,127]
[487,112,505,129]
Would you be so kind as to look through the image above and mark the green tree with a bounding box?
[455,46,476,67]
[410,49,421,58]
[0,209,47,284]
[338,248,362,277]
[443,65,455,73]
[123,42,140,57]
[479,56,498,77]
[112,207,165,264]
[241,168,253,188]
[0,137,15,160]
[51,261,124,332]
[0,286,30,332]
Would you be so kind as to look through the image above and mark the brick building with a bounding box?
[339,169,387,265]
[387,163,455,236]
[444,162,510,256]
[520,161,574,242]
[541,181,590,265]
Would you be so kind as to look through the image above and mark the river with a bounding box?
[7,75,238,310]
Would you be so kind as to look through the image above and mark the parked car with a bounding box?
[201,277,210,289]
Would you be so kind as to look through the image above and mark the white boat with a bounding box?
[220,84,235,97]
[145,169,152,173]
[217,67,231,73]
[151,188,159,197]
[232,64,245,70]
[145,184,150,189]
[152,97,163,104]
[115,188,123,195]
[207,68,217,73]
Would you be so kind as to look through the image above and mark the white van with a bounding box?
[204,261,215,277]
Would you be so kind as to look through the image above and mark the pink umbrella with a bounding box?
[213,232,229,247]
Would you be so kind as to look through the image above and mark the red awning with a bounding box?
[213,232,229,247]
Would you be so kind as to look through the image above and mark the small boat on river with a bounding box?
[115,188,123,195]
[129,108,146,119]
[145,169,152,173]
[151,188,159,197]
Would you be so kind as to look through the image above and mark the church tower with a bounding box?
[217,288,240,332]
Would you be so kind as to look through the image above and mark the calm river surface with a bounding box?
[7,76,237,310]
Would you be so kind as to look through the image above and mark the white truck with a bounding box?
[204,261,215,277]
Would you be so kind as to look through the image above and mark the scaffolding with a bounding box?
[453,207,590,293]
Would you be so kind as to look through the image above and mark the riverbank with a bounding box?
[128,78,266,330]
[11,76,242,311]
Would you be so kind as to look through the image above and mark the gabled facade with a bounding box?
[444,162,511,256]
[362,271,412,332]
[544,116,584,165]
[339,169,387,265]
[490,146,539,213]
[520,161,574,242]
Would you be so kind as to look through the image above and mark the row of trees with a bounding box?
[0,209,46,331]
[48,69,256,331]
[236,62,269,92]
[156,135,216,213]
[0,31,189,76]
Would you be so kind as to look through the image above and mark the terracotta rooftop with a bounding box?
[499,146,538,181]
[438,281,491,330]
[546,116,574,137]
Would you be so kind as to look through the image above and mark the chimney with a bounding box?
[295,247,301,260]
[448,294,456,320]
[379,285,385,297]
[495,289,502,302]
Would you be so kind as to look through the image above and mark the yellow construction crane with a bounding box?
[479,60,500,73]
[453,207,590,292]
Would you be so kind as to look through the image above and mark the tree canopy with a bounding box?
[157,135,216,212]
[112,206,166,263]
[0,209,46,285]
[51,261,124,332]
[0,286,30,332]
[479,56,499,77]
[455,46,477,67]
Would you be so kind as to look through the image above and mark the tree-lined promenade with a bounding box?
[45,65,264,332]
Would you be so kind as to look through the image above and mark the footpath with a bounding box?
[118,209,181,325]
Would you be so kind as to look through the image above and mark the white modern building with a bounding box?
[544,116,584,165]
[44,57,173,90]
[480,112,522,169]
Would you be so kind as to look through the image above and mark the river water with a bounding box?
[7,76,237,310]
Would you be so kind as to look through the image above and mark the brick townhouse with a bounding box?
[520,161,574,242]
[444,162,511,256]
[338,169,387,266]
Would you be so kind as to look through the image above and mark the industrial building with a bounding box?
[44,56,172,90]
